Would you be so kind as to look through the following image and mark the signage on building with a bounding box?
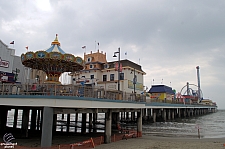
[0,57,9,68]
[0,71,15,83]
[128,80,143,91]
[108,85,116,90]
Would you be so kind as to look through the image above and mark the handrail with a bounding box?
[0,83,216,107]
[0,83,146,103]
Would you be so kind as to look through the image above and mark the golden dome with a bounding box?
[51,34,60,46]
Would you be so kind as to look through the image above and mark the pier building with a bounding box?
[148,85,175,102]
[0,40,26,84]
[71,50,146,95]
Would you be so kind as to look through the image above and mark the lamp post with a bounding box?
[133,68,136,94]
[113,47,121,91]
[131,68,137,100]
[12,68,20,82]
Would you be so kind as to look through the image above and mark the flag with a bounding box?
[82,46,86,49]
[25,46,28,50]
[125,52,127,55]
[10,41,14,44]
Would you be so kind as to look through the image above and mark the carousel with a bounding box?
[21,34,84,84]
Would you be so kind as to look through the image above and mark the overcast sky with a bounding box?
[1,0,225,109]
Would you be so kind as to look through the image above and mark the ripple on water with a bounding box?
[143,110,225,138]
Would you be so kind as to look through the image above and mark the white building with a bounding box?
[71,50,146,94]
[0,40,27,84]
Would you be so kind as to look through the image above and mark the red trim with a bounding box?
[76,80,90,83]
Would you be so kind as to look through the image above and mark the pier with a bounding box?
[0,84,217,148]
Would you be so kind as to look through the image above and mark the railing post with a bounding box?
[54,84,56,96]
[2,83,5,95]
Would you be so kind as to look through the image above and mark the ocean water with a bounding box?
[143,110,225,138]
[6,110,225,138]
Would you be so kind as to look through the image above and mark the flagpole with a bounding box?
[82,46,86,54]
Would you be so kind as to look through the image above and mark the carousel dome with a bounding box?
[45,34,66,54]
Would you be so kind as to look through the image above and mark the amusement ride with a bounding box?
[21,34,84,84]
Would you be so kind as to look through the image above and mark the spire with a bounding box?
[51,34,60,46]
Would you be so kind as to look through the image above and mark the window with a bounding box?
[110,74,114,81]
[90,64,93,69]
[104,64,109,69]
[103,75,107,81]
[87,57,92,62]
[90,75,94,79]
[120,73,124,80]
[82,76,85,78]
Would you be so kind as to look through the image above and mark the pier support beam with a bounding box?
[37,109,41,130]
[89,113,93,133]
[171,110,174,120]
[104,109,112,144]
[13,108,18,129]
[191,109,194,117]
[153,110,156,123]
[187,109,191,117]
[30,109,37,131]
[126,112,129,120]
[147,109,151,121]
[75,113,78,133]
[137,110,142,137]
[163,109,167,122]
[61,114,64,132]
[194,109,197,116]
[67,114,70,133]
[183,109,186,118]
[131,112,135,121]
[41,107,53,148]
[93,113,97,133]
[81,113,87,134]
[0,107,8,133]
[22,108,30,138]
[168,109,171,120]
[52,114,57,133]
[178,108,181,118]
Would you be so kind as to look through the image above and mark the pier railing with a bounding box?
[0,83,146,102]
[0,83,216,107]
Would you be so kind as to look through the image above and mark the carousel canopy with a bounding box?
[45,34,66,54]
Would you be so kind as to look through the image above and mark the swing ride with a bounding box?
[21,34,84,84]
